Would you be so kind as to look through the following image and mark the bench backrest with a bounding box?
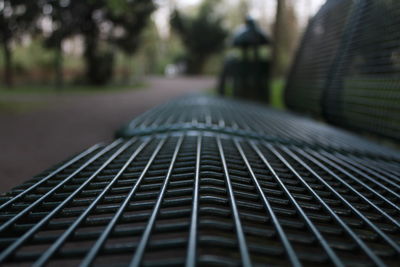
[285,0,400,141]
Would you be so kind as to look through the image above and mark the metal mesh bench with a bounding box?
[1,95,399,266]
[1,0,400,266]
[286,0,400,141]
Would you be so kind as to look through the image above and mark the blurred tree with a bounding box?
[0,0,39,87]
[42,0,80,87]
[171,0,228,74]
[83,0,155,85]
[272,0,299,77]
[109,0,155,81]
[109,0,155,55]
[43,0,155,86]
[138,20,163,75]
[225,0,249,30]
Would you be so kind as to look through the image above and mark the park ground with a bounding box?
[0,76,215,192]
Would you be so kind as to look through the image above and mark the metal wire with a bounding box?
[185,135,202,267]
[285,0,400,141]
[129,135,184,266]
[0,144,102,212]
[2,1,399,263]
[33,138,150,267]
[269,145,384,266]
[234,139,301,267]
[118,96,399,158]
[0,129,399,266]
[324,0,400,140]
[0,139,127,262]
[285,0,355,115]
[80,138,167,267]
[216,135,252,266]
[250,141,345,266]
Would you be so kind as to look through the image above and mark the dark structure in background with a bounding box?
[218,17,271,102]
[286,0,400,141]
[1,0,400,266]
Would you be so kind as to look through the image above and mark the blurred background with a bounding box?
[0,0,325,191]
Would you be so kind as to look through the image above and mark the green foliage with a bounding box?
[106,0,129,15]
[0,0,41,86]
[171,0,228,74]
[0,83,144,95]
[271,79,285,109]
[109,0,156,55]
[13,39,53,69]
[1,0,155,87]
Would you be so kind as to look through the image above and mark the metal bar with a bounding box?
[271,145,390,265]
[284,146,400,254]
[0,144,102,211]
[186,135,202,267]
[312,150,400,216]
[321,152,400,199]
[234,139,301,267]
[33,138,151,266]
[250,141,345,267]
[80,137,167,267]
[335,154,400,190]
[0,139,123,234]
[303,149,400,228]
[343,154,400,182]
[149,104,176,128]
[127,102,171,130]
[129,135,184,266]
[0,139,127,262]
[216,136,252,266]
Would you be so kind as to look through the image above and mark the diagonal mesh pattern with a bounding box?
[285,0,400,141]
[285,0,355,115]
[324,0,400,140]
[1,95,399,266]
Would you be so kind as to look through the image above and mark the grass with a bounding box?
[270,79,285,109]
[0,101,47,114]
[0,83,145,96]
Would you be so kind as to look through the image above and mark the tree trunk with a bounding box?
[272,0,299,78]
[84,35,114,85]
[272,0,286,78]
[84,34,108,85]
[3,39,13,87]
[54,44,64,88]
[84,35,97,84]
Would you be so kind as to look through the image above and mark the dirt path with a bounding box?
[0,76,215,192]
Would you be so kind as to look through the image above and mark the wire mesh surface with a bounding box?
[285,0,354,115]
[118,96,399,158]
[324,0,400,140]
[1,94,400,266]
[285,0,400,141]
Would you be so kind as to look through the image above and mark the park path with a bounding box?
[0,76,215,192]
